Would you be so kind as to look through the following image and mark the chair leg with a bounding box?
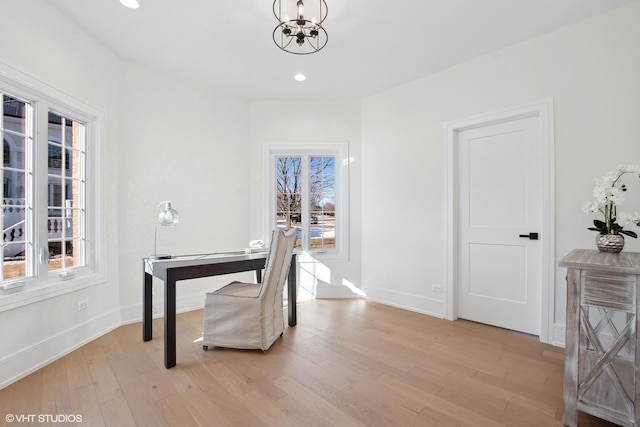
[202,345,208,351]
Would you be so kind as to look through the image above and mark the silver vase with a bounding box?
[596,234,625,253]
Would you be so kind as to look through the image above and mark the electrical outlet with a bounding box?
[431,284,443,293]
[77,299,88,311]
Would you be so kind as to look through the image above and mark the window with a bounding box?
[0,71,102,309]
[267,144,348,260]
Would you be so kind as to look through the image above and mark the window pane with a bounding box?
[3,243,25,279]
[276,156,303,247]
[47,144,69,174]
[1,95,31,281]
[4,135,26,169]
[2,203,26,246]
[3,170,26,199]
[3,96,27,135]
[47,112,85,273]
[309,156,335,249]
[48,237,82,272]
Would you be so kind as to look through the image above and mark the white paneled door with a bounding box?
[457,115,543,336]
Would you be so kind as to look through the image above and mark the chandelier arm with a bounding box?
[272,0,281,21]
[273,26,297,50]
[316,0,328,25]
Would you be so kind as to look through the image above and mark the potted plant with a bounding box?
[583,165,640,252]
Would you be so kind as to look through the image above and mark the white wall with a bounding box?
[117,63,252,322]
[249,101,362,298]
[0,0,122,387]
[0,0,253,387]
[361,2,640,344]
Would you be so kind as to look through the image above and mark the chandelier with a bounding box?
[273,0,328,55]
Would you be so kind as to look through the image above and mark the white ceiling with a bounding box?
[48,0,635,100]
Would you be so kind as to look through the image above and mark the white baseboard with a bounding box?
[364,286,445,318]
[0,292,207,390]
[364,291,566,349]
[552,323,566,347]
[314,283,361,299]
[119,293,205,325]
[0,308,120,389]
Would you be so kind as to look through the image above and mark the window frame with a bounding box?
[0,66,105,312]
[265,143,349,261]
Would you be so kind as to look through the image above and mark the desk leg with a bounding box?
[143,265,153,342]
[288,254,297,327]
[165,274,177,369]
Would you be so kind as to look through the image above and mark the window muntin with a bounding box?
[270,144,347,260]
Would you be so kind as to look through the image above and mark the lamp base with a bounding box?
[149,254,172,260]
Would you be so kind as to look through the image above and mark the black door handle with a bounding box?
[519,232,539,240]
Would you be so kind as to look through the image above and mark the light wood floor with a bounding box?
[0,299,618,426]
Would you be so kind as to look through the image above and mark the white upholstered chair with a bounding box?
[202,228,297,351]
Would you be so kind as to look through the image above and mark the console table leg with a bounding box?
[563,271,579,427]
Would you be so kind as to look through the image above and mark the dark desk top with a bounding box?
[145,251,269,281]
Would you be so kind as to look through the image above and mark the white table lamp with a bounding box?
[151,200,180,260]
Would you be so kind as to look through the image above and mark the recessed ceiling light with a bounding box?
[294,73,306,82]
[120,0,140,9]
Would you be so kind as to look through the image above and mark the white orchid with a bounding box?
[584,164,640,237]
[618,211,640,229]
[620,164,640,174]
[582,201,599,214]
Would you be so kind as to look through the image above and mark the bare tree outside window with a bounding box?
[275,156,302,231]
[310,156,335,249]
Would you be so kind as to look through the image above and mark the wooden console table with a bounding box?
[559,249,640,427]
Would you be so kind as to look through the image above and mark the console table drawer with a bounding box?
[581,271,636,312]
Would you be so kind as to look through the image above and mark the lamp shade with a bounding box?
[158,201,180,226]
[151,201,180,259]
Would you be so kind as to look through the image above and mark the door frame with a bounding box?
[444,100,555,343]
